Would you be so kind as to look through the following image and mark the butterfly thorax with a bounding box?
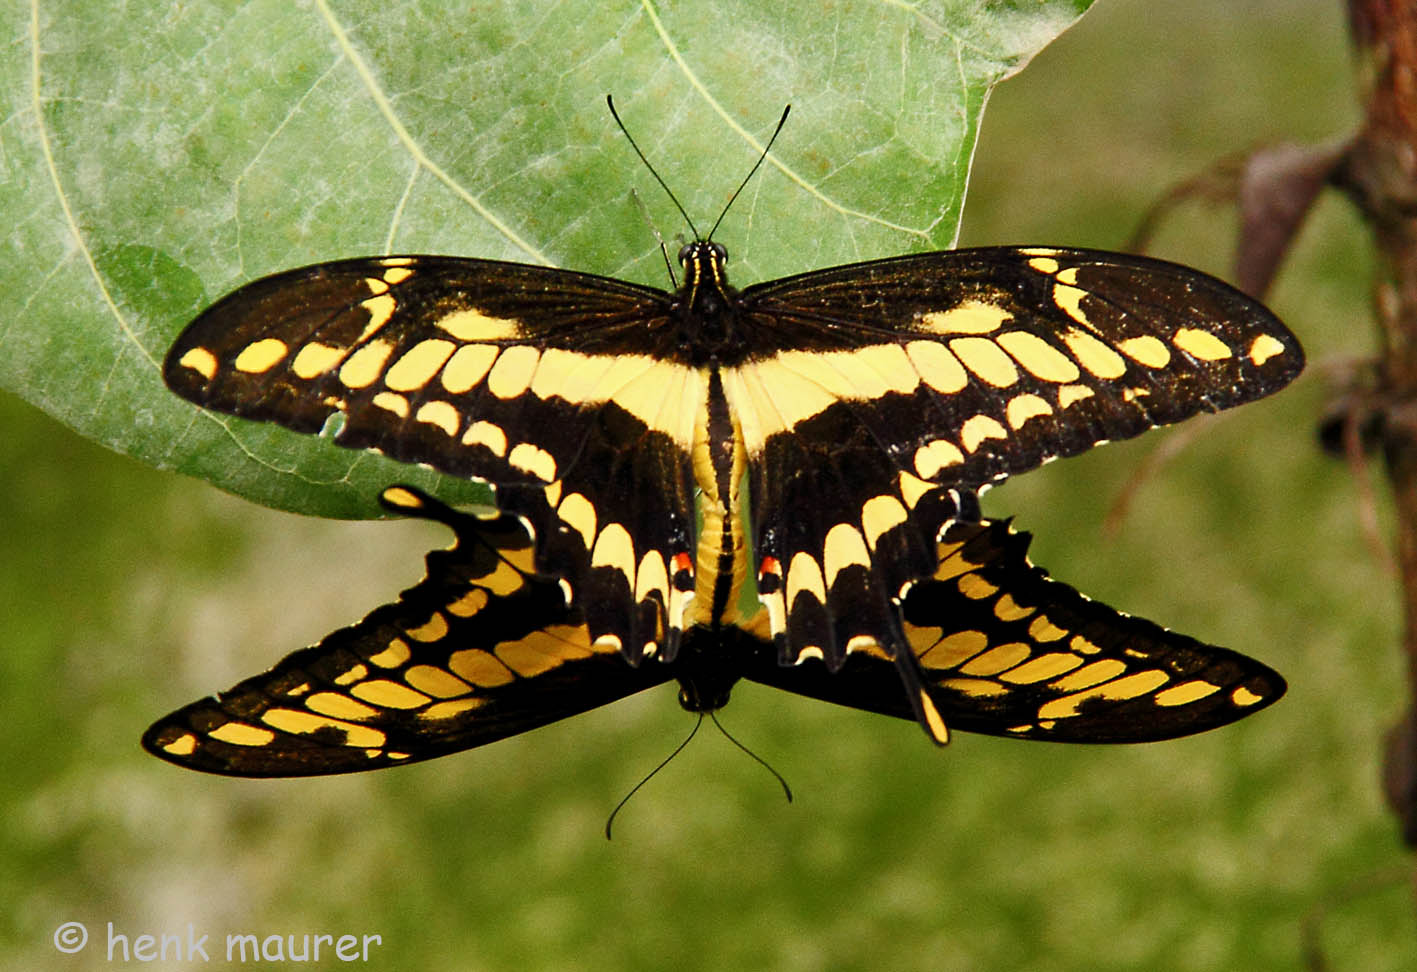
[672,241,745,364]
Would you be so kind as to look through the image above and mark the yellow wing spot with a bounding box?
[949,336,1020,387]
[1005,393,1053,430]
[363,276,390,296]
[338,339,396,389]
[845,634,883,656]
[959,414,1008,453]
[208,722,276,746]
[1057,383,1096,408]
[306,692,380,720]
[1116,335,1171,368]
[591,632,623,654]
[379,256,415,267]
[919,300,1012,334]
[441,344,500,394]
[896,471,935,509]
[403,665,472,698]
[958,641,1031,676]
[382,265,414,285]
[634,549,670,603]
[415,401,461,437]
[823,523,871,589]
[508,442,557,482]
[333,664,369,686]
[994,593,1034,622]
[604,357,708,448]
[381,486,422,509]
[233,338,289,374]
[1056,267,1079,285]
[291,341,348,379]
[999,652,1085,684]
[1061,328,1126,379]
[1048,658,1127,691]
[1155,680,1222,707]
[1121,386,1149,402]
[956,573,998,599]
[1249,333,1287,365]
[385,339,458,392]
[368,638,411,668]
[358,294,398,341]
[591,523,635,580]
[177,347,218,380]
[937,677,1009,697]
[1037,669,1170,720]
[262,708,387,747]
[1173,327,1233,361]
[461,420,508,456]
[556,492,598,552]
[786,552,828,606]
[487,345,541,399]
[914,439,965,479]
[1027,256,1060,275]
[1052,284,1091,326]
[349,679,431,709]
[1028,615,1069,642]
[496,627,593,678]
[1232,686,1264,707]
[405,612,448,642]
[160,733,198,756]
[478,560,525,596]
[435,307,522,342]
[419,699,484,721]
[446,588,489,618]
[905,340,969,393]
[860,494,908,551]
[372,391,410,418]
[919,629,989,669]
[448,648,515,687]
[995,331,1081,382]
[906,623,942,658]
[1018,247,1060,257]
[931,547,980,584]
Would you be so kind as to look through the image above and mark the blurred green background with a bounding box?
[4,0,1407,969]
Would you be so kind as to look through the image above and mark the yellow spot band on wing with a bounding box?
[919,300,1011,334]
[234,338,288,374]
[178,347,218,380]
[1173,328,1233,360]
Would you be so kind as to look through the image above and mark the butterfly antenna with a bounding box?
[607,94,700,240]
[709,711,793,804]
[604,714,703,840]
[705,104,791,243]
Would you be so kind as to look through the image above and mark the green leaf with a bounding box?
[3,0,1091,517]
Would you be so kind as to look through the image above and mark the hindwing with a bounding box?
[143,487,672,776]
[745,517,1285,743]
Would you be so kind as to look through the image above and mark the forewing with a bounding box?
[143,486,671,777]
[744,518,1285,743]
[165,256,702,662]
[730,246,1303,493]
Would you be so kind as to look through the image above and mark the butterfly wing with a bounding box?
[165,257,701,662]
[743,516,1285,743]
[728,247,1302,668]
[143,486,672,776]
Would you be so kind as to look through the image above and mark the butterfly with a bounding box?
[145,106,1302,776]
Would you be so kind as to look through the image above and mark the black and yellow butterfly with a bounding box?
[144,236,1301,775]
[144,111,1301,774]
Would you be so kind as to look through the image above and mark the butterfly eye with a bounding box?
[677,241,730,266]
